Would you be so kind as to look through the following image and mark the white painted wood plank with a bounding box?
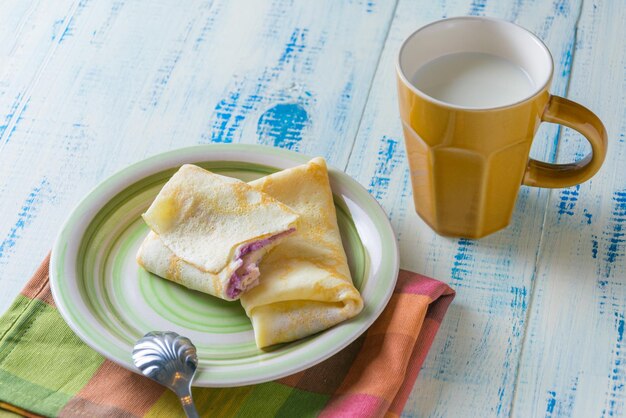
[345,0,586,416]
[0,0,79,299]
[0,0,397,311]
[512,1,626,416]
[0,0,77,134]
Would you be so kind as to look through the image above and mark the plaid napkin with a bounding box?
[0,256,454,418]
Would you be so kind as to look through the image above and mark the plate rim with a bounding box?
[50,144,400,386]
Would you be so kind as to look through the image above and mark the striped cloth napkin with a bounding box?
[0,256,454,418]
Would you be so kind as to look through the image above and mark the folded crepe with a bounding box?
[240,157,364,348]
[137,164,299,301]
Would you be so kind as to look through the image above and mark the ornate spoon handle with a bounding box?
[176,385,199,418]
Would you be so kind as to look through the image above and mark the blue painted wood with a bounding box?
[0,0,624,416]
[512,1,626,416]
[0,0,78,306]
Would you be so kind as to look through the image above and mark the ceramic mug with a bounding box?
[396,16,607,239]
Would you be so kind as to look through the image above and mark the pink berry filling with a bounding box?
[225,228,295,299]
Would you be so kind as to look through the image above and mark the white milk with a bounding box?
[411,52,535,108]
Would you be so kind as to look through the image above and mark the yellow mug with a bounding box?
[396,17,608,239]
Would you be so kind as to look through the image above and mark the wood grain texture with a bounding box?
[0,0,78,306]
[0,0,397,309]
[512,1,626,417]
[0,0,624,417]
[344,0,590,416]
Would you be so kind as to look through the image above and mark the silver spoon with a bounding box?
[132,331,200,418]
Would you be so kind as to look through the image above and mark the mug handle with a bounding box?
[522,95,608,188]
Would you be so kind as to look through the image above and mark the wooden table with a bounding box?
[0,1,623,416]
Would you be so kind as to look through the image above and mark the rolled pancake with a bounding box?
[240,157,363,348]
[137,164,299,300]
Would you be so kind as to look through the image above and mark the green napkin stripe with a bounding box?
[274,386,330,418]
[0,297,104,404]
[0,295,35,350]
[233,382,295,417]
[188,385,255,416]
[0,368,71,416]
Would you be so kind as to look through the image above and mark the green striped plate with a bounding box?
[50,145,399,387]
